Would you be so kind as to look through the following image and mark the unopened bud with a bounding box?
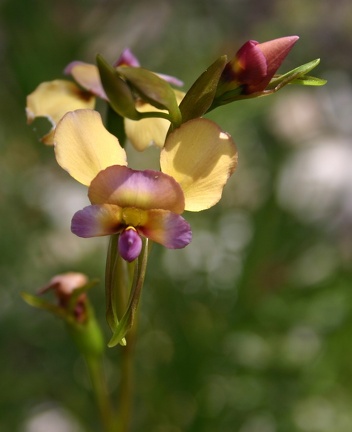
[40,272,89,323]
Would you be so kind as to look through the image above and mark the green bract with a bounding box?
[179,55,227,122]
[117,66,182,126]
[267,58,327,89]
[106,235,150,347]
[97,54,142,120]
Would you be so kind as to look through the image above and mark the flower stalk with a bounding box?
[22,274,115,431]
[105,236,150,431]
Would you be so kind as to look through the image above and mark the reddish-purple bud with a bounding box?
[118,227,142,262]
[219,36,299,95]
[232,40,268,88]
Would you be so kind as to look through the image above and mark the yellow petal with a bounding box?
[160,118,238,211]
[54,110,127,186]
[26,80,95,145]
[124,90,185,151]
[124,106,169,151]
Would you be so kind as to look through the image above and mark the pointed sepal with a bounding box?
[105,234,127,346]
[97,54,142,120]
[267,59,327,90]
[116,66,182,126]
[108,238,149,347]
[179,55,227,123]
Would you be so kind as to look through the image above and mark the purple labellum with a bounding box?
[118,227,143,262]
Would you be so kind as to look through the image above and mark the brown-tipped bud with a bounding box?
[217,36,299,96]
[40,272,89,323]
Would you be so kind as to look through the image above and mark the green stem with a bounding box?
[115,240,150,431]
[139,110,172,121]
[117,324,138,432]
[85,355,116,432]
[106,237,150,430]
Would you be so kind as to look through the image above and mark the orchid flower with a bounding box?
[26,48,184,150]
[54,109,238,261]
[72,165,192,262]
[53,108,237,346]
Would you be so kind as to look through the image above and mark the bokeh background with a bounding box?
[1,0,352,431]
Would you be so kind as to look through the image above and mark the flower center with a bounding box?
[121,207,148,227]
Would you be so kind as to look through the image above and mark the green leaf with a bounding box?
[117,66,182,126]
[286,75,327,86]
[21,292,69,321]
[267,59,326,90]
[179,55,227,122]
[96,54,141,120]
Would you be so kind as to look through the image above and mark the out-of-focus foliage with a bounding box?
[1,0,352,431]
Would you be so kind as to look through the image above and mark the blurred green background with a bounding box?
[1,0,352,431]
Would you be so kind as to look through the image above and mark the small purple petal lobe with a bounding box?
[118,228,143,262]
[71,204,123,238]
[139,210,192,249]
[156,72,184,88]
[63,60,83,75]
[114,49,141,67]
